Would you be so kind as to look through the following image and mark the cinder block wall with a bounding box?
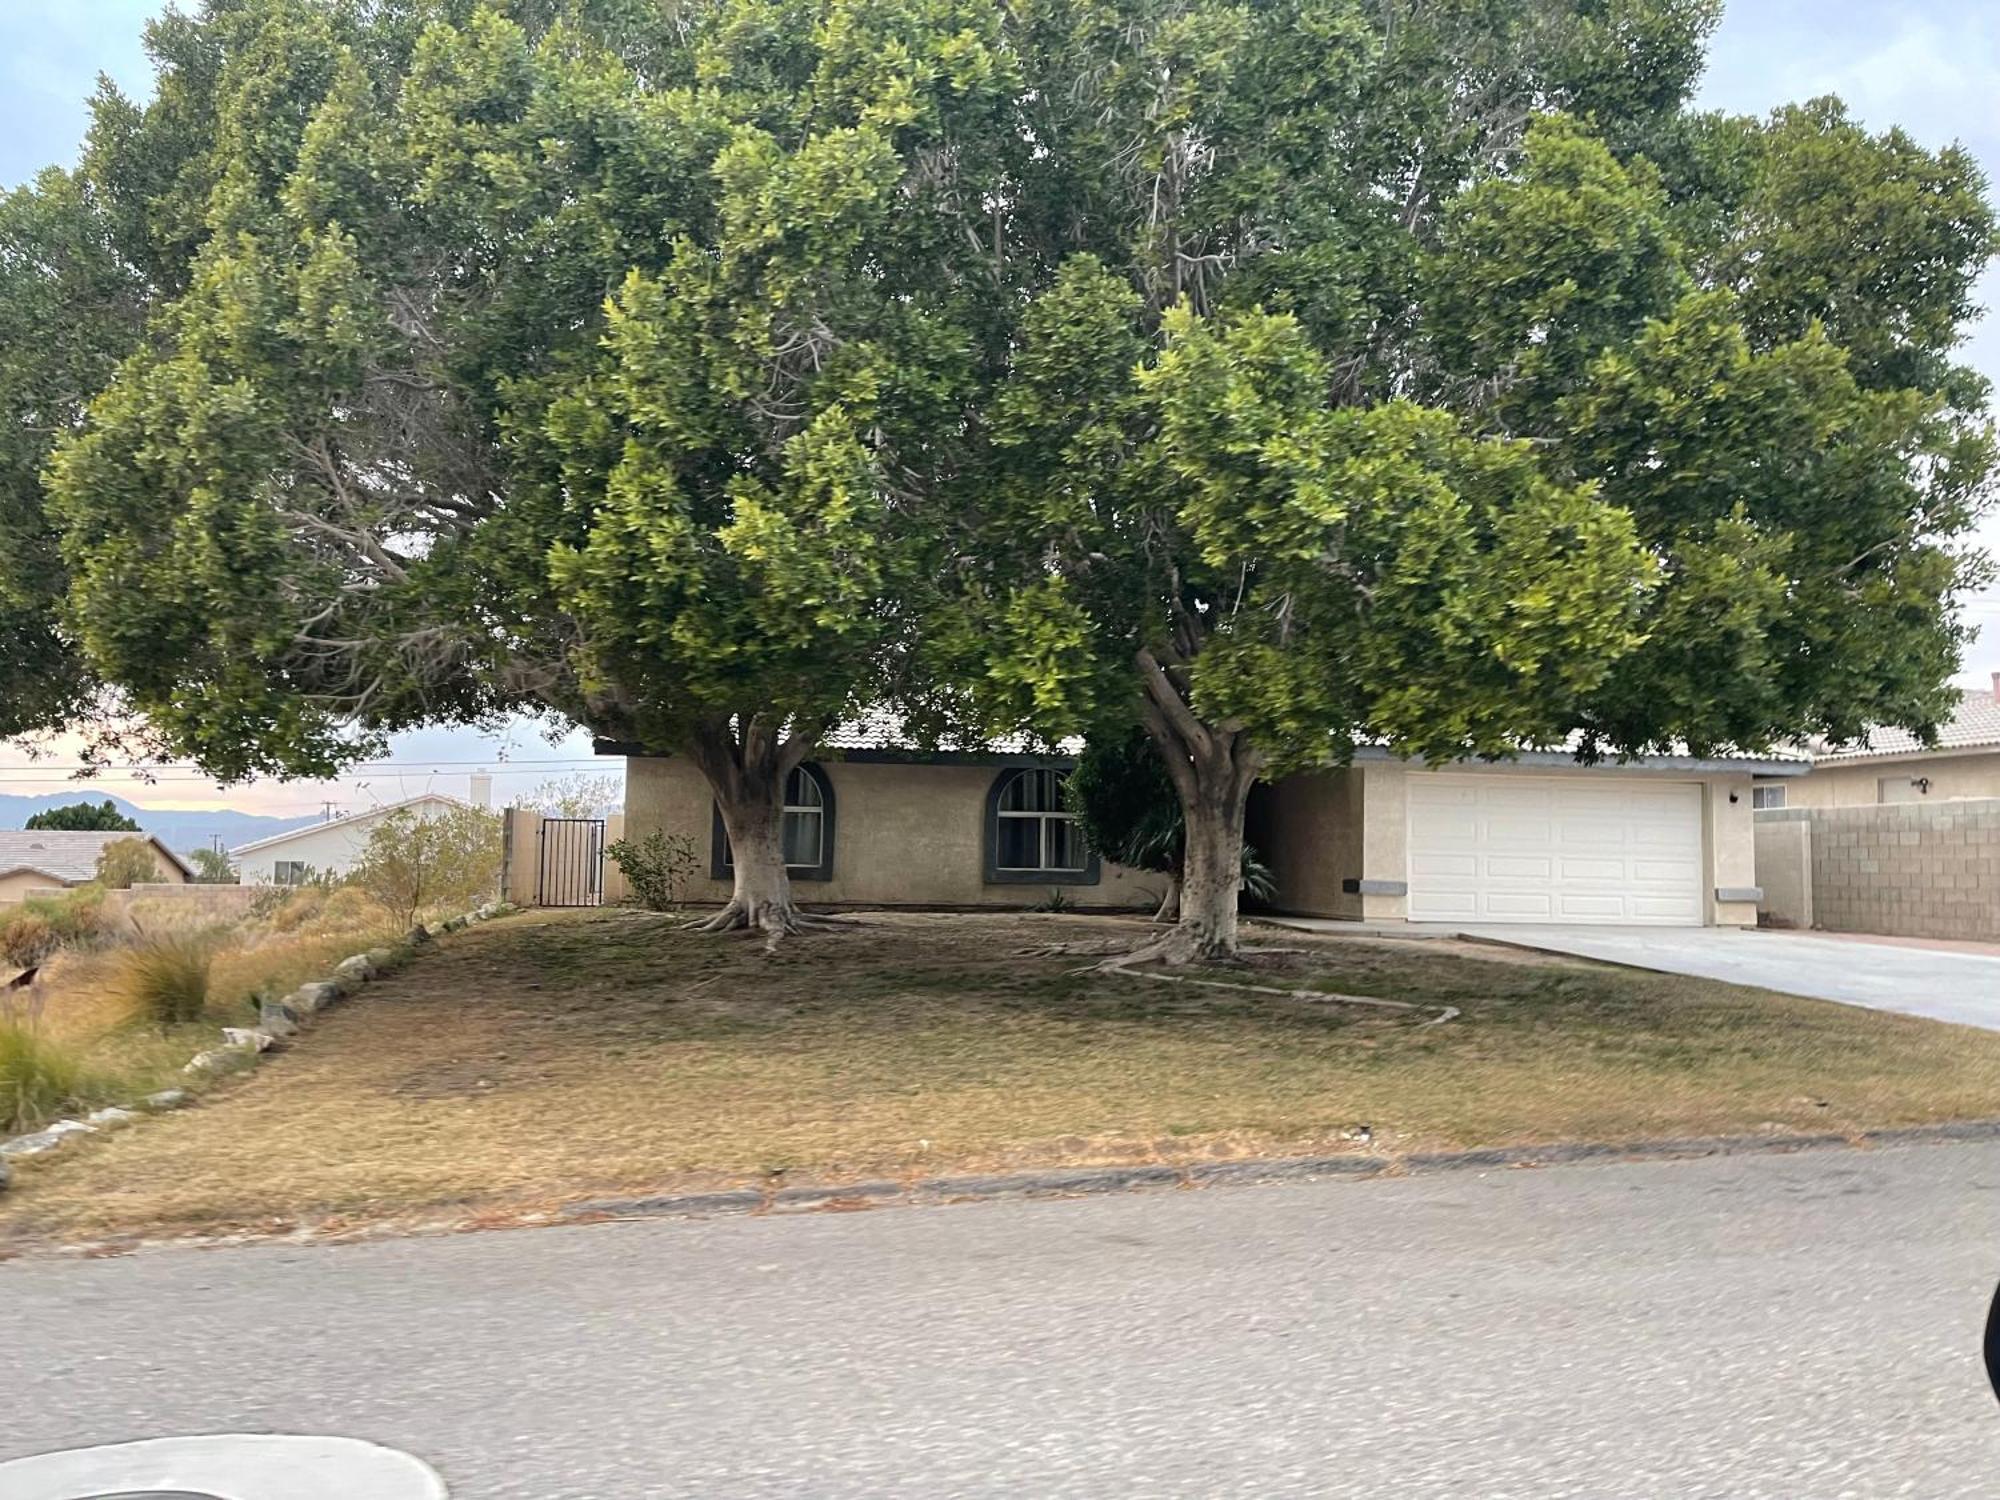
[1756,801,2000,940]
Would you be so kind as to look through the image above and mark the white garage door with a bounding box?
[1407,776,1704,925]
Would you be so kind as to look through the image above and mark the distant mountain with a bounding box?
[0,793,322,857]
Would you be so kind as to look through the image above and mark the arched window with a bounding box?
[710,763,835,882]
[985,767,1099,885]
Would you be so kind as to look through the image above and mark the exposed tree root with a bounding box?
[1019,929,1453,1025]
[1087,953,1459,1027]
[681,902,865,950]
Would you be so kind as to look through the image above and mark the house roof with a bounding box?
[0,830,194,885]
[1807,689,2000,764]
[229,793,469,857]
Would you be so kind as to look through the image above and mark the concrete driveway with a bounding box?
[1462,924,2000,1030]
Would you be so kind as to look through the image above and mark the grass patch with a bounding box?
[0,1019,88,1132]
[5,909,2000,1245]
[112,935,213,1028]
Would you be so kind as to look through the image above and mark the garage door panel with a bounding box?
[1487,854,1555,879]
[1485,890,1557,918]
[1407,776,1703,925]
[1410,852,1479,878]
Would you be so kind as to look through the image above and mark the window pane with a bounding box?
[1045,816,1085,871]
[996,817,1041,870]
[782,809,822,867]
[786,767,822,809]
[998,771,1029,812]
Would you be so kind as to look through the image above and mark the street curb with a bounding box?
[553,1117,2000,1226]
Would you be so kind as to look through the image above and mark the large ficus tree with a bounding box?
[40,0,1026,935]
[14,0,1997,960]
[922,5,1996,960]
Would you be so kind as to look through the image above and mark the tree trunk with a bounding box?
[1151,873,1182,923]
[1171,770,1250,959]
[682,715,819,939]
[707,786,805,935]
[1129,646,1264,965]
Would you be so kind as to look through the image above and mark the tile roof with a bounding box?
[817,709,1080,756]
[0,830,192,885]
[1810,689,2000,763]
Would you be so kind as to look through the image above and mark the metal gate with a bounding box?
[537,817,606,907]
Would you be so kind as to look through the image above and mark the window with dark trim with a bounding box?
[710,763,836,882]
[985,767,1100,885]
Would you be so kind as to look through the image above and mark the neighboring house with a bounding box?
[606,718,1804,928]
[0,831,192,904]
[232,792,476,885]
[1752,678,2000,808]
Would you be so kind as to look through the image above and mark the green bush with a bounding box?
[114,934,212,1028]
[95,836,162,890]
[0,1019,85,1132]
[607,831,699,912]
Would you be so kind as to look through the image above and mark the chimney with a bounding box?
[469,771,493,809]
[1991,672,2000,705]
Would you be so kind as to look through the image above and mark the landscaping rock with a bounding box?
[258,998,301,1037]
[85,1106,141,1129]
[0,1119,96,1158]
[145,1089,191,1111]
[185,1048,255,1077]
[334,954,377,983]
[440,917,467,933]
[407,924,433,946]
[222,1027,277,1052]
[364,946,399,971]
[292,982,342,1013]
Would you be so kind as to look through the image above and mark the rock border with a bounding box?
[0,901,519,1190]
[556,1117,2000,1226]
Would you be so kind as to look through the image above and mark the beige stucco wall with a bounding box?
[1247,769,1364,920]
[622,756,1155,909]
[0,871,67,904]
[1752,817,1813,929]
[1769,751,2000,809]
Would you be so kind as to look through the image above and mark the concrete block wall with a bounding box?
[1755,801,2000,940]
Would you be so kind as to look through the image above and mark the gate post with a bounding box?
[501,808,545,906]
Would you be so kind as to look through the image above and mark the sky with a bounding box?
[0,1,1996,812]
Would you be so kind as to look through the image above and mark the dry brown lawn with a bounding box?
[6,906,2000,1246]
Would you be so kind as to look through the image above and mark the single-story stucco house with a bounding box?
[232,784,487,885]
[0,830,192,904]
[605,719,1804,929]
[1752,678,2000,809]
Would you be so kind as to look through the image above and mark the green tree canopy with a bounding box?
[8,0,1996,960]
[38,0,1032,934]
[23,800,140,833]
[908,5,1995,958]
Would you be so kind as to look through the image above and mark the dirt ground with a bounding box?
[6,906,2000,1247]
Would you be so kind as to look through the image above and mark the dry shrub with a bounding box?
[0,1017,85,1132]
[265,885,329,932]
[321,884,387,928]
[114,934,213,1028]
[0,887,116,969]
[1,909,58,969]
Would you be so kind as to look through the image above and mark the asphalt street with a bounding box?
[6,1141,2000,1498]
